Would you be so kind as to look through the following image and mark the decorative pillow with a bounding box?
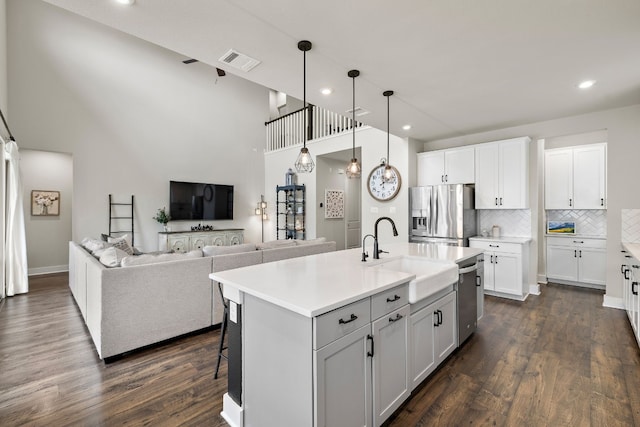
[107,235,134,256]
[256,240,297,250]
[81,237,105,252]
[295,237,327,245]
[120,249,203,267]
[203,243,256,257]
[99,247,130,268]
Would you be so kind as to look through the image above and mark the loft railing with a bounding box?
[265,105,364,152]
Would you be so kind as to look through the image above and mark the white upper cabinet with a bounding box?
[544,143,606,210]
[417,147,474,186]
[475,137,530,209]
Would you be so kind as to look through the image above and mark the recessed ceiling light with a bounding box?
[402,125,412,131]
[578,80,596,89]
[320,88,332,95]
[115,0,135,5]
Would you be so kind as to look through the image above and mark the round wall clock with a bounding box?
[367,164,402,201]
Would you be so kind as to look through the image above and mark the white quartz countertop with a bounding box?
[469,236,532,244]
[211,242,482,318]
[622,242,640,260]
[545,234,606,240]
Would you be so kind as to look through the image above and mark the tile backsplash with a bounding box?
[478,209,531,237]
[546,210,606,237]
[622,209,640,243]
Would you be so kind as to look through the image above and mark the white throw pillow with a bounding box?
[81,237,109,253]
[203,243,256,257]
[99,247,130,268]
[107,235,134,255]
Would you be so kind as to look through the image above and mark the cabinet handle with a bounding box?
[625,269,630,280]
[438,310,443,326]
[579,250,582,258]
[495,197,498,206]
[569,198,572,207]
[445,174,448,182]
[574,250,577,258]
[490,254,494,264]
[388,313,404,323]
[441,175,445,183]
[367,334,374,358]
[621,265,626,274]
[499,197,503,206]
[386,295,401,303]
[633,282,638,296]
[495,255,498,264]
[338,314,358,325]
[489,244,499,248]
[601,198,604,206]
[476,275,482,287]
[572,240,584,244]
[434,310,442,327]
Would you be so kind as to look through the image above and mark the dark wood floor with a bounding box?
[1,274,639,426]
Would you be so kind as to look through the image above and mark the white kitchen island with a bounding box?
[211,242,482,427]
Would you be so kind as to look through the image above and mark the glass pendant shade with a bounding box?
[346,69,361,178]
[383,164,394,181]
[295,146,315,173]
[382,90,394,183]
[346,158,361,178]
[296,40,314,173]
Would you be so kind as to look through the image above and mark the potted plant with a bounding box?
[153,207,171,231]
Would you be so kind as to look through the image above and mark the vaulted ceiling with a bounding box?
[40,0,640,141]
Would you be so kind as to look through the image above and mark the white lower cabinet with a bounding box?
[469,238,530,300]
[372,305,411,426]
[621,245,640,350]
[546,236,606,286]
[409,291,457,390]
[315,324,372,427]
[314,284,409,427]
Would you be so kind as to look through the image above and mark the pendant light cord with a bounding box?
[386,94,390,164]
[352,74,355,157]
[303,48,307,149]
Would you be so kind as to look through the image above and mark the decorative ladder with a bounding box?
[108,194,134,246]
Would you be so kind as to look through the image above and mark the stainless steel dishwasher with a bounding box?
[457,256,479,345]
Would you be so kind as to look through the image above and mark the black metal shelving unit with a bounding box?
[276,184,305,240]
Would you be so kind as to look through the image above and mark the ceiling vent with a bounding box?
[346,107,370,117]
[218,49,261,72]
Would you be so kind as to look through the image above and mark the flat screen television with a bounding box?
[169,180,234,220]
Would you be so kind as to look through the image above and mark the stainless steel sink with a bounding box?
[372,256,458,303]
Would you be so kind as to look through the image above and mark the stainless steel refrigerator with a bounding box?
[409,184,477,246]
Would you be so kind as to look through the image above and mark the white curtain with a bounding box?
[4,137,28,296]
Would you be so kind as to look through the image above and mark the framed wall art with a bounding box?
[324,189,344,219]
[31,190,60,216]
[547,220,575,234]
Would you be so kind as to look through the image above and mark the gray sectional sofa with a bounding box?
[69,238,336,360]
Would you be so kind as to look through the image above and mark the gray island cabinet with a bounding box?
[211,244,481,427]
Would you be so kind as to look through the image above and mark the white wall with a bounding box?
[423,104,640,302]
[7,0,270,252]
[264,127,409,247]
[20,149,72,274]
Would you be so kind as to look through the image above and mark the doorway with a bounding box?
[316,148,362,250]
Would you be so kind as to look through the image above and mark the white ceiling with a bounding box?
[40,0,640,142]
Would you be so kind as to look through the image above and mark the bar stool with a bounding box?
[214,282,228,379]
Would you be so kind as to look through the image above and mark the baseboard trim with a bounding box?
[537,274,548,284]
[28,265,69,276]
[603,295,624,310]
[529,283,541,295]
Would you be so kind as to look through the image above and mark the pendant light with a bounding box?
[346,69,361,178]
[382,90,394,182]
[295,40,315,173]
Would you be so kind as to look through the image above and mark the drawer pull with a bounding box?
[633,282,638,296]
[367,334,374,358]
[573,240,584,244]
[388,313,404,323]
[489,244,499,248]
[386,295,401,303]
[338,314,358,325]
[601,198,604,206]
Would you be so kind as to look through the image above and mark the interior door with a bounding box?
[345,171,361,249]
